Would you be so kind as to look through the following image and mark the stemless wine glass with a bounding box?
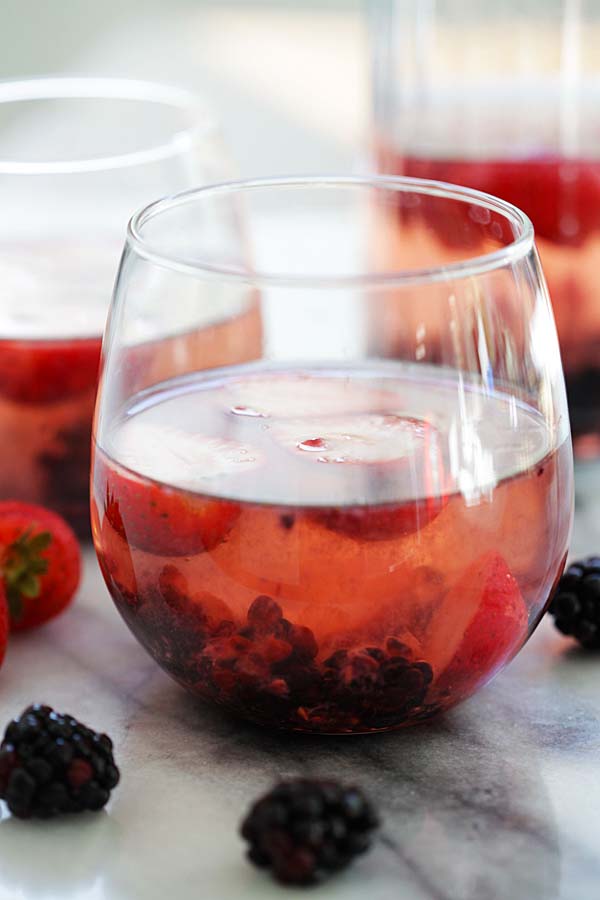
[369,0,600,457]
[92,175,573,734]
[0,77,239,536]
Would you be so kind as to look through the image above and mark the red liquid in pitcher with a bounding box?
[0,336,101,536]
[92,365,571,732]
[386,151,600,453]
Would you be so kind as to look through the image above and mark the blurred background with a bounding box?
[0,0,367,176]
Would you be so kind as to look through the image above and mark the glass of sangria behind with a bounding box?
[0,77,258,537]
[91,175,572,733]
[369,0,600,457]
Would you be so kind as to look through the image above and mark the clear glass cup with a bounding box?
[0,77,235,536]
[91,175,573,733]
[369,0,600,458]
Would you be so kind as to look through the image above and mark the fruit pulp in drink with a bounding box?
[380,149,600,455]
[92,364,572,732]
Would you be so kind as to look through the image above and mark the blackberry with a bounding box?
[320,645,432,730]
[0,705,119,818]
[113,577,434,731]
[550,557,600,648]
[565,368,600,439]
[241,779,379,885]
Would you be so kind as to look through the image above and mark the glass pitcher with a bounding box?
[369,0,600,457]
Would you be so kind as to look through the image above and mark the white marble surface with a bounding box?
[1,6,600,898]
[0,464,598,900]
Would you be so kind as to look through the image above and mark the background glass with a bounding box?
[92,175,572,734]
[369,0,600,458]
[0,76,232,535]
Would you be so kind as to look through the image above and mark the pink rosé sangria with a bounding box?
[91,177,573,733]
[92,364,571,732]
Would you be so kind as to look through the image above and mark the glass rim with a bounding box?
[127,175,536,289]
[0,76,216,175]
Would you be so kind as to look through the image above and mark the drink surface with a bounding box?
[0,240,119,340]
[385,150,600,452]
[93,364,572,732]
[103,363,557,505]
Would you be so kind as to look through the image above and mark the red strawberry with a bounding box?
[271,415,449,541]
[92,494,138,601]
[95,423,260,557]
[99,466,240,558]
[315,496,448,541]
[0,501,81,631]
[430,552,528,700]
[0,337,101,405]
[0,582,7,667]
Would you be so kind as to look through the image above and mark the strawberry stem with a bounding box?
[1,530,51,621]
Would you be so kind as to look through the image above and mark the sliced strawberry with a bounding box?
[427,551,528,700]
[98,423,263,557]
[92,494,138,601]
[272,413,435,465]
[98,467,240,558]
[0,501,81,631]
[95,445,243,559]
[0,337,101,405]
[315,496,448,542]
[270,413,448,540]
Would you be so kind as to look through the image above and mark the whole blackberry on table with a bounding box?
[550,557,600,648]
[241,778,380,886]
[0,705,119,818]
